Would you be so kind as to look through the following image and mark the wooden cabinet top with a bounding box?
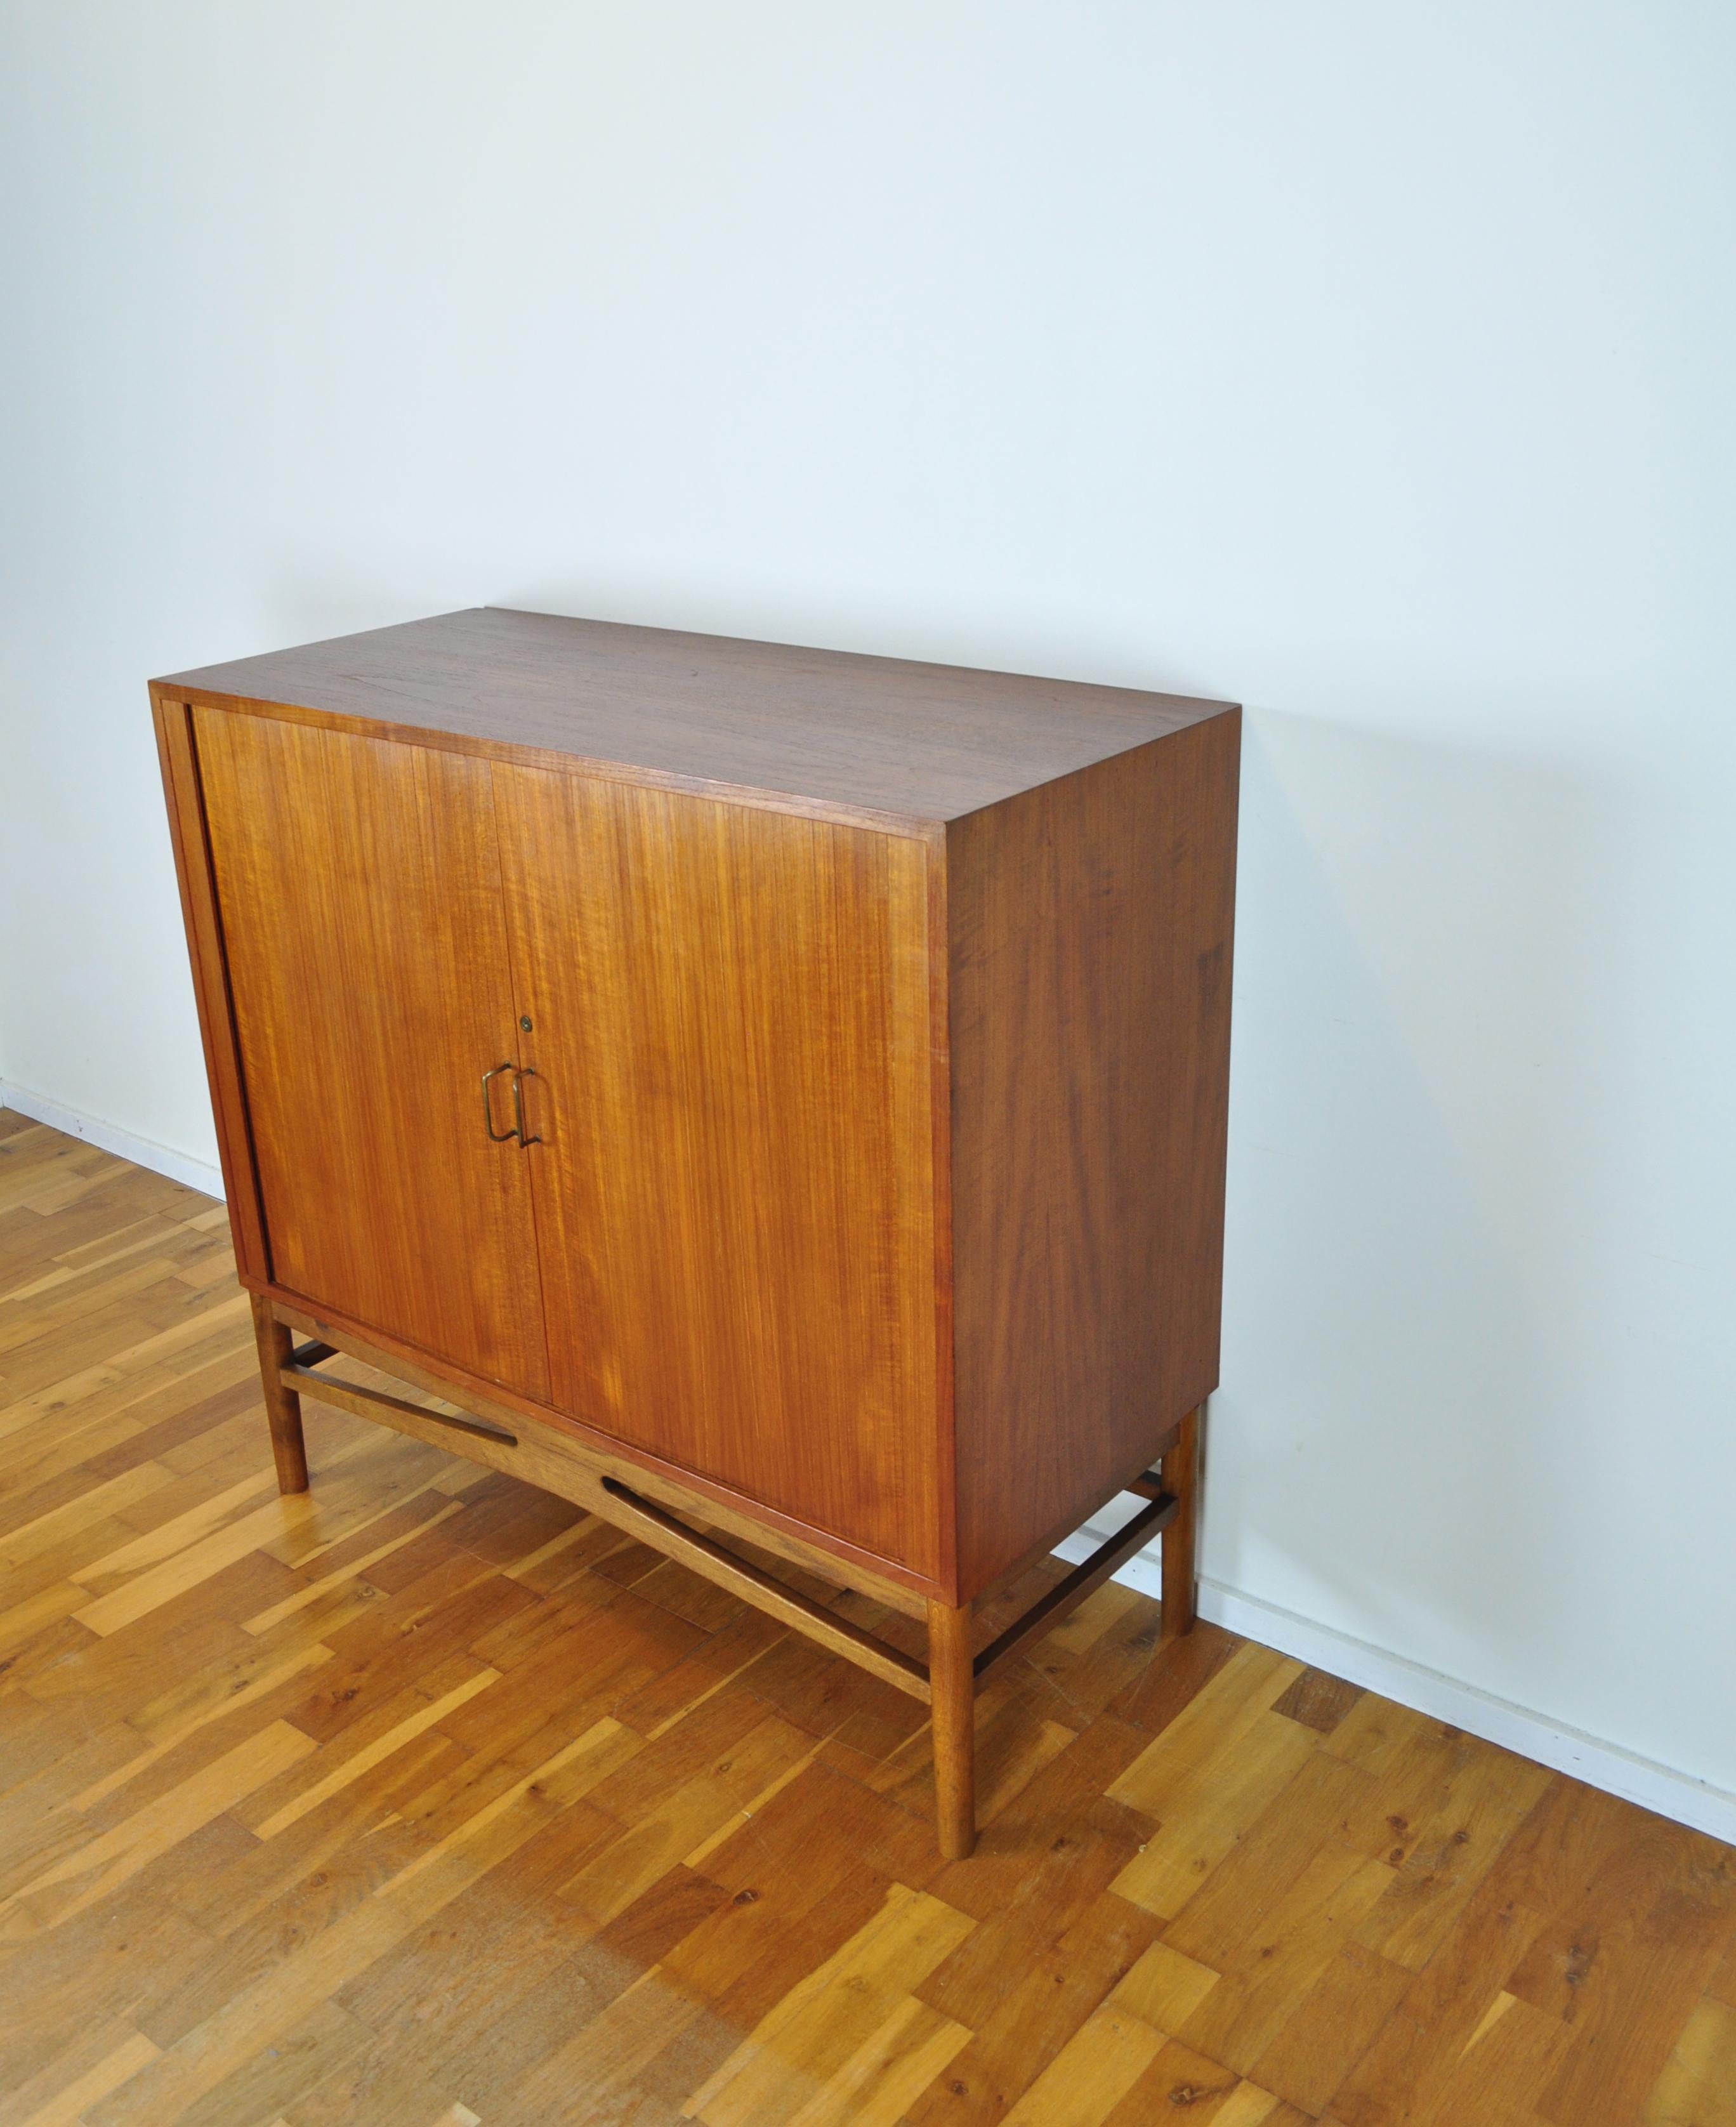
[154,605,1236,829]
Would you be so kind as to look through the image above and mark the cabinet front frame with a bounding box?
[152,694,273,1282]
[152,686,963,1603]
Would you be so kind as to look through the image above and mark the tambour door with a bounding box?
[194,711,550,1399]
[492,768,943,1579]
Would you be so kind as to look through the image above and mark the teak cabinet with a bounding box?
[152,607,1239,1857]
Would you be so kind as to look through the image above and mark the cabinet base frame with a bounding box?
[253,1295,1199,1860]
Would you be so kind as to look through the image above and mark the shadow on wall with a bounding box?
[1208,707,1635,1692]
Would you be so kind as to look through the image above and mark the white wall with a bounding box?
[4,4,1732,1828]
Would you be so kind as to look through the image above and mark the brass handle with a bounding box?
[482,1062,518,1143]
[512,1067,542,1147]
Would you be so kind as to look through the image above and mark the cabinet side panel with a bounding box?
[492,768,942,1578]
[150,692,270,1276]
[948,709,1240,1600]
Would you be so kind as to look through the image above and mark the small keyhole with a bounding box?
[520,1017,533,1032]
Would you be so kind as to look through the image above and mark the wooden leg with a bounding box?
[927,1599,977,1860]
[251,1293,310,1495]
[1159,1403,1200,1642]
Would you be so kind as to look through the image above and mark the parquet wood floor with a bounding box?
[2,1110,1733,2126]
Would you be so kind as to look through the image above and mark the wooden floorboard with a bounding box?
[1,1113,1732,2126]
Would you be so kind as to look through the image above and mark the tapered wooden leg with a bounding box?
[927,1598,977,1860]
[1159,1403,1200,1642]
[250,1293,309,1494]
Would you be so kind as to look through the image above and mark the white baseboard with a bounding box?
[1057,1519,1736,1847]
[0,1081,225,1199]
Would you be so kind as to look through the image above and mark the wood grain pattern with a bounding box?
[192,710,549,1402]
[159,612,1240,1854]
[1161,1405,1200,1642]
[928,1600,977,1862]
[3,1119,1732,2127]
[947,714,1241,1596]
[266,1292,935,1614]
[491,765,941,1579]
[162,617,1239,1613]
[248,1293,308,1495]
[154,605,1232,829]
[595,1480,932,1702]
